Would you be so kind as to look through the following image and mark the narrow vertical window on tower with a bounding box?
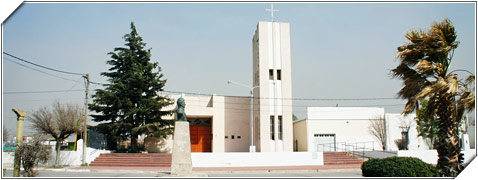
[277,70,281,80]
[270,116,275,140]
[278,115,283,140]
[269,69,274,80]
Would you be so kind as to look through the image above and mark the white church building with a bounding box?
[139,16,476,167]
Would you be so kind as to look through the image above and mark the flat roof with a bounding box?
[307,107,385,120]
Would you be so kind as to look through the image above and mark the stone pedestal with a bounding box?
[171,121,192,175]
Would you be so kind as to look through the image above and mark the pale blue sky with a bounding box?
[2,2,476,134]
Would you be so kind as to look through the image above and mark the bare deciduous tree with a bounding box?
[369,117,387,150]
[395,116,412,150]
[28,102,84,167]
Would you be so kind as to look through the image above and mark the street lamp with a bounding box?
[227,80,272,152]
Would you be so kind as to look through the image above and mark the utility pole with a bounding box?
[82,73,90,165]
[12,109,27,177]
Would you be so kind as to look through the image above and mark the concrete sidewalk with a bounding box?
[68,164,362,174]
[4,163,362,174]
[3,163,363,177]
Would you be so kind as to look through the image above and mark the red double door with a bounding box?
[189,125,212,152]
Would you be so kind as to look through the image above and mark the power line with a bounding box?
[85,83,398,101]
[90,81,106,86]
[159,90,399,101]
[4,87,400,103]
[3,89,85,94]
[3,98,85,103]
[3,52,87,76]
[4,57,83,83]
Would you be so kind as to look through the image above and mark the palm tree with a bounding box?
[392,18,475,177]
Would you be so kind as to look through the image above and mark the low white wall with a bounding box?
[397,149,476,165]
[49,147,111,166]
[191,152,323,167]
[2,148,111,166]
[397,150,438,164]
[2,152,15,163]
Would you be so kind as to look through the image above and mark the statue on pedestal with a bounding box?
[170,97,192,175]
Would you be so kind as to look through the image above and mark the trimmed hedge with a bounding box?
[361,156,439,177]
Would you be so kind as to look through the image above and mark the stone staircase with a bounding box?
[323,152,364,165]
[89,153,172,167]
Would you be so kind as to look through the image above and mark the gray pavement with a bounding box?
[2,169,363,177]
[207,169,363,177]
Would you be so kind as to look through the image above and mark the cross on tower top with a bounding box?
[265,4,279,22]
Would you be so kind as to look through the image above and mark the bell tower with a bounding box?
[252,8,293,152]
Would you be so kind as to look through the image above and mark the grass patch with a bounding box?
[47,165,65,169]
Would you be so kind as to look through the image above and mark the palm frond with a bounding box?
[446,74,459,95]
[414,59,435,74]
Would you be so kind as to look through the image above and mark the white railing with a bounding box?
[317,141,389,160]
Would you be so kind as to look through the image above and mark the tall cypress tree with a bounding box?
[90,22,174,152]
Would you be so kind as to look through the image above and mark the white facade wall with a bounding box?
[294,107,433,152]
[468,124,476,149]
[397,149,476,165]
[158,94,251,153]
[223,97,252,152]
[385,113,430,151]
[293,119,308,151]
[305,107,385,152]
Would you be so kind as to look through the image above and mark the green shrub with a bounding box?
[17,135,51,177]
[361,156,439,177]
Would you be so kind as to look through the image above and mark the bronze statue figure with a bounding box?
[176,97,187,121]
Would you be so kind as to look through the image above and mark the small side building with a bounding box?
[293,107,431,152]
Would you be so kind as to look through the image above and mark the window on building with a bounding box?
[269,69,274,80]
[277,70,281,80]
[278,115,283,140]
[270,116,275,140]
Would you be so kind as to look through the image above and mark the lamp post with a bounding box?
[227,80,271,152]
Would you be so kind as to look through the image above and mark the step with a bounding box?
[90,162,171,165]
[90,153,173,168]
[324,162,362,165]
[92,160,171,164]
[89,163,171,167]
[322,152,363,165]
[99,155,171,157]
[324,159,362,162]
[99,154,171,156]
[95,157,170,160]
[324,160,363,163]
[324,157,359,160]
